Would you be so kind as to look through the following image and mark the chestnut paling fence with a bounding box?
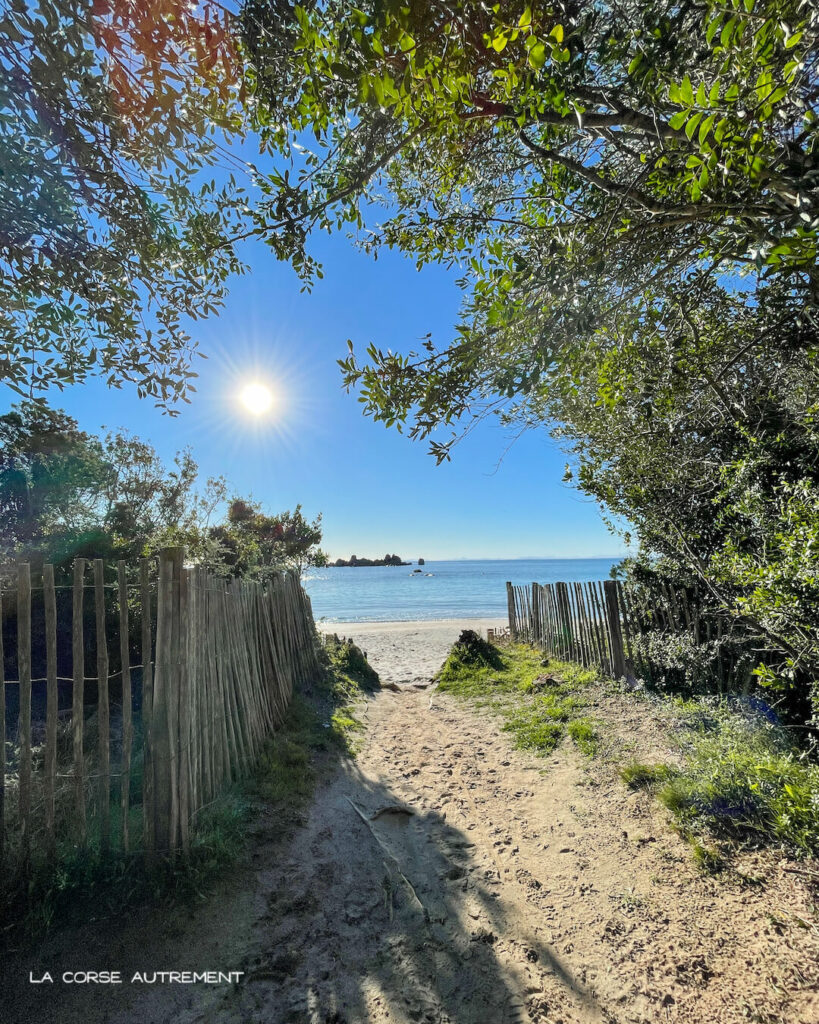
[505,579,749,689]
[507,580,629,678]
[0,548,319,875]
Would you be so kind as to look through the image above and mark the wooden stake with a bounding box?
[72,559,86,843]
[94,559,110,853]
[0,587,4,870]
[140,558,154,857]
[43,564,58,859]
[18,563,32,863]
[118,562,132,853]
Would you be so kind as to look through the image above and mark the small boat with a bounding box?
[425,573,434,577]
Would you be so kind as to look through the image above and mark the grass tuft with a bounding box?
[690,840,725,875]
[568,718,598,756]
[620,761,678,790]
[655,711,819,857]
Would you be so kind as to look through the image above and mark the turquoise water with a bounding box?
[303,558,621,623]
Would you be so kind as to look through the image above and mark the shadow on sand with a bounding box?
[229,757,609,1024]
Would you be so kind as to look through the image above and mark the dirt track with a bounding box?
[4,669,819,1024]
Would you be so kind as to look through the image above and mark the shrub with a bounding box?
[450,629,503,669]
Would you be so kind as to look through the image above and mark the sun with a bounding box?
[239,381,275,417]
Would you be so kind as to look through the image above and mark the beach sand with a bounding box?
[317,617,507,687]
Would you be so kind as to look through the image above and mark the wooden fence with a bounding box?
[0,548,319,874]
[505,578,741,687]
[507,580,629,678]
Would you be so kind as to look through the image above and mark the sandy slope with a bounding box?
[3,627,818,1024]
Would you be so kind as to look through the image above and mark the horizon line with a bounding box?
[323,554,628,563]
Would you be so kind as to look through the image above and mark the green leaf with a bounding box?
[706,15,723,46]
[668,110,688,130]
[528,43,547,69]
[518,6,532,29]
[685,111,703,140]
[680,76,693,105]
[550,24,564,44]
[698,113,716,146]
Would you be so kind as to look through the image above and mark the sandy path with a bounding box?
[4,636,817,1024]
[318,619,506,687]
[204,688,817,1024]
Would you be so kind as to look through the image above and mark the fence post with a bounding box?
[140,558,154,857]
[555,582,569,660]
[118,561,132,853]
[604,581,627,679]
[94,559,110,854]
[43,564,58,860]
[72,558,86,844]
[506,582,517,639]
[531,583,542,648]
[150,547,186,856]
[18,563,32,865]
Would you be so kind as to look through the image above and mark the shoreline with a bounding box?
[316,617,508,687]
[316,616,507,633]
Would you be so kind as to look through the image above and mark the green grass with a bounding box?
[621,703,819,862]
[656,708,819,858]
[568,718,599,756]
[2,633,377,950]
[620,761,678,790]
[437,641,597,757]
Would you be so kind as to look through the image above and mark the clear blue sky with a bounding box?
[4,222,627,562]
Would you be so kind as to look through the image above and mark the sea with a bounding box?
[302,558,621,623]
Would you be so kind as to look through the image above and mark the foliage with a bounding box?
[0,401,216,574]
[0,0,250,406]
[620,761,678,790]
[205,498,325,579]
[567,717,598,756]
[323,635,381,691]
[238,0,819,729]
[451,628,503,668]
[0,402,324,582]
[620,699,819,858]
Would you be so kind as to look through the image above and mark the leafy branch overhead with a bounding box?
[241,1,819,720]
[0,0,250,406]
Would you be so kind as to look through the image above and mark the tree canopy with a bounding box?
[238,0,819,716]
[0,0,249,406]
[0,403,325,579]
[208,498,326,578]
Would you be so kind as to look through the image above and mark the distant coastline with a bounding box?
[331,553,411,567]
